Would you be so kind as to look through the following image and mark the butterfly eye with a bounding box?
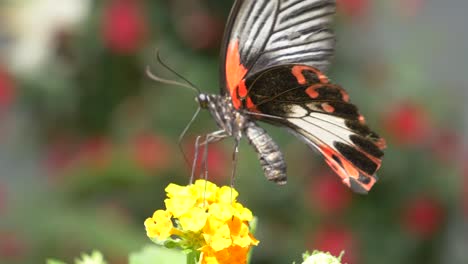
[196,94,209,109]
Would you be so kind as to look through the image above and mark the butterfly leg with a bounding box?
[230,137,240,193]
[190,130,229,184]
[200,132,241,202]
[189,135,202,184]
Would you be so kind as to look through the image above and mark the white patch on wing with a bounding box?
[302,116,354,144]
[284,105,308,117]
[288,118,341,149]
[307,112,349,130]
[305,103,322,112]
[285,119,364,190]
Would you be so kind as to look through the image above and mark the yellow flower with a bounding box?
[201,253,219,264]
[203,216,225,234]
[208,203,234,221]
[144,210,173,240]
[144,180,258,264]
[232,202,253,222]
[203,223,232,251]
[224,246,250,264]
[228,217,257,248]
[164,195,196,218]
[193,179,219,204]
[200,245,250,264]
[217,186,239,203]
[179,207,208,232]
[229,218,251,247]
[165,183,193,198]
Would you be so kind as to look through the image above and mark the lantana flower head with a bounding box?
[144,180,259,264]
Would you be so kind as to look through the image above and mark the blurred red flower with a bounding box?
[307,171,352,215]
[383,102,432,146]
[309,225,358,264]
[337,0,369,18]
[78,137,112,168]
[401,195,445,239]
[0,232,26,261]
[177,11,224,50]
[102,0,147,54]
[131,133,171,173]
[0,66,15,111]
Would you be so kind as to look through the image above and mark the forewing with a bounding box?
[220,0,336,95]
[244,65,386,193]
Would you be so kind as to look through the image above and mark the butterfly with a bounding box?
[188,0,386,194]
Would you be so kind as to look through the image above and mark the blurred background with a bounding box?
[0,0,467,263]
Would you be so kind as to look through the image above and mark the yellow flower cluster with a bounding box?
[144,180,259,264]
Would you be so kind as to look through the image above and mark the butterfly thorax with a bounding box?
[197,93,288,184]
[197,93,249,140]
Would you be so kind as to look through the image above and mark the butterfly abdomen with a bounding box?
[245,122,287,185]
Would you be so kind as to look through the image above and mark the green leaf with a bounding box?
[164,239,180,249]
[129,245,186,264]
[186,251,200,264]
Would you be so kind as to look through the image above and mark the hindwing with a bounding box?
[243,65,386,193]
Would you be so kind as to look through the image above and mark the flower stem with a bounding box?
[186,251,199,264]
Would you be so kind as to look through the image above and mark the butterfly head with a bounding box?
[196,93,210,109]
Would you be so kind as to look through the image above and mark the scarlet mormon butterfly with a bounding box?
[150,0,386,194]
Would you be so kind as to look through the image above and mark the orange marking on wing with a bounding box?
[328,84,350,102]
[319,145,358,187]
[321,146,380,191]
[322,103,335,113]
[305,84,322,98]
[238,79,248,98]
[292,66,309,85]
[292,65,329,85]
[341,90,350,102]
[358,115,366,124]
[246,97,260,113]
[226,40,248,100]
[318,144,378,192]
[232,93,242,109]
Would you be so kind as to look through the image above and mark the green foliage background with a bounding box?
[0,1,466,264]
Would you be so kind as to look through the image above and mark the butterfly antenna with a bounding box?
[146,66,200,94]
[146,49,201,94]
[146,49,202,169]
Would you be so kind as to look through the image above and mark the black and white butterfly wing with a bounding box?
[218,0,385,193]
[221,0,336,95]
[243,65,386,193]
